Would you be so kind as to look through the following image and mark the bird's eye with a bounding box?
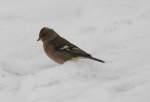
[40,33,46,38]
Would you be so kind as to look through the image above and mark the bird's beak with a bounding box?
[37,37,41,41]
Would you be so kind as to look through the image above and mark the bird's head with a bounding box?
[37,27,58,42]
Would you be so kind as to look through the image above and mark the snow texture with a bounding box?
[0,0,150,102]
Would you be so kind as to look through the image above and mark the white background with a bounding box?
[0,0,150,102]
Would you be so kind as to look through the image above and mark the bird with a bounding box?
[37,27,105,64]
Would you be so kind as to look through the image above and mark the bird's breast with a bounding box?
[43,43,65,64]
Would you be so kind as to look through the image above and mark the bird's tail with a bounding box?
[88,56,105,63]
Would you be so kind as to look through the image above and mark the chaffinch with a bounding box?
[37,27,105,64]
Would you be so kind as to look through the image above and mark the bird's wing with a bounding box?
[50,37,91,57]
[55,44,91,58]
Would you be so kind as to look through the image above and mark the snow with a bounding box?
[0,0,150,102]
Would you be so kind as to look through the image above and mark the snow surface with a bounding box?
[0,0,150,102]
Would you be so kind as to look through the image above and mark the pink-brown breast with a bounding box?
[43,43,66,64]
